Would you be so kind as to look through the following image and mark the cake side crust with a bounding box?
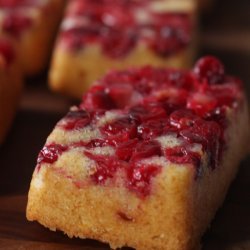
[27,157,196,250]
[27,99,249,250]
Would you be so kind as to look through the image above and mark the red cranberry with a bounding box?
[170,109,201,129]
[151,26,188,57]
[168,71,194,90]
[101,28,137,58]
[82,86,116,110]
[137,119,168,140]
[105,83,133,108]
[101,6,134,27]
[130,141,162,161]
[85,151,121,184]
[129,105,167,123]
[193,56,225,84]
[179,121,220,146]
[101,117,137,139]
[127,163,161,197]
[165,146,201,167]
[187,93,218,117]
[149,13,191,57]
[37,144,68,165]
[3,13,32,37]
[116,139,139,161]
[0,39,15,65]
[179,121,221,169]
[62,109,91,130]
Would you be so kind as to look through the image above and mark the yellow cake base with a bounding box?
[49,44,195,99]
[27,101,249,250]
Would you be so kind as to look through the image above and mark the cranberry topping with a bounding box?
[60,0,191,58]
[165,146,201,167]
[60,27,100,51]
[130,141,162,162]
[170,109,201,129]
[193,56,225,84]
[137,119,170,140]
[127,163,161,197]
[101,28,137,58]
[116,139,139,161]
[84,151,122,184]
[105,83,133,108]
[129,105,167,124]
[180,121,221,169]
[149,14,191,57]
[82,86,116,110]
[2,13,32,37]
[37,144,68,166]
[0,39,15,66]
[50,58,242,197]
[61,109,91,130]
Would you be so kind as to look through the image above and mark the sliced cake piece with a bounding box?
[0,37,22,144]
[49,0,197,98]
[27,57,249,250]
[0,0,65,75]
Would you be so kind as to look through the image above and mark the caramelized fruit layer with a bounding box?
[38,57,243,197]
[59,0,192,58]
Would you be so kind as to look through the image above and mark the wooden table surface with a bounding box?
[0,0,250,249]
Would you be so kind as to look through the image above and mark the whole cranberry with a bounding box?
[193,56,225,84]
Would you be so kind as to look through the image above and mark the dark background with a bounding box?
[0,0,249,249]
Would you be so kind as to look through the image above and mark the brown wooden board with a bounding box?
[0,0,250,249]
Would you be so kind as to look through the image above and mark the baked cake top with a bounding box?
[37,56,244,198]
[58,0,193,58]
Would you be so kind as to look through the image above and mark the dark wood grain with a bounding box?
[0,0,250,249]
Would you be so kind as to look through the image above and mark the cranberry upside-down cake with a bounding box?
[0,38,22,144]
[49,0,197,98]
[27,56,249,250]
[0,0,65,75]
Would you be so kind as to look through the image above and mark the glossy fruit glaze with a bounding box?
[0,39,15,66]
[0,0,47,37]
[59,0,192,58]
[38,57,243,197]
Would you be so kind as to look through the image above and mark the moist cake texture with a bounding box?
[27,56,249,250]
[49,0,197,98]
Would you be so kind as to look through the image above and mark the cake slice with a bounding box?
[0,37,23,144]
[27,56,249,250]
[0,0,65,75]
[49,0,197,98]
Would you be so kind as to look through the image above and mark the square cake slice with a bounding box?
[27,57,249,250]
[0,0,65,75]
[49,0,197,98]
[0,37,22,144]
